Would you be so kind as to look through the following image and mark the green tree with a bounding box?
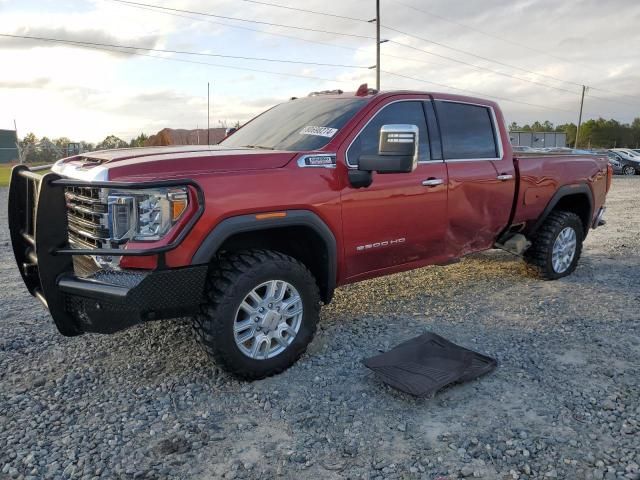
[54,137,71,150]
[129,133,148,147]
[96,135,128,150]
[556,123,577,146]
[20,133,38,163]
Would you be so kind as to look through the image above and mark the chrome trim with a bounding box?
[345,98,504,168]
[52,160,109,181]
[297,153,337,169]
[422,178,444,186]
[380,124,419,165]
[496,174,513,181]
[346,98,439,168]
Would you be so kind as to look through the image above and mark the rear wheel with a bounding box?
[524,211,584,280]
[193,249,320,380]
[623,165,636,176]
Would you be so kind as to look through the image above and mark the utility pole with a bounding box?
[575,85,586,148]
[14,119,23,164]
[376,0,380,91]
[368,0,386,90]
[207,82,210,145]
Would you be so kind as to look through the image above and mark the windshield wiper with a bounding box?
[241,144,275,150]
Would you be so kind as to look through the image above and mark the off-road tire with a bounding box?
[524,210,584,280]
[193,249,320,380]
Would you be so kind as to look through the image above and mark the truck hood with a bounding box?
[52,145,298,181]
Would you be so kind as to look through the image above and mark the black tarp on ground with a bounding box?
[363,332,497,397]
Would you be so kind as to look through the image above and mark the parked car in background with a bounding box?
[610,148,640,175]
[607,151,624,174]
[512,145,536,153]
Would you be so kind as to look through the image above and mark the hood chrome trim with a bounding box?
[52,160,109,181]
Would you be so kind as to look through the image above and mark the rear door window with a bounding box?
[435,101,499,159]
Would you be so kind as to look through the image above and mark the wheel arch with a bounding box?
[192,210,337,303]
[528,184,593,238]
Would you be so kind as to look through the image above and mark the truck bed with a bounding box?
[511,153,609,232]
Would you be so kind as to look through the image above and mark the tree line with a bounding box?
[509,117,640,148]
[18,133,148,163]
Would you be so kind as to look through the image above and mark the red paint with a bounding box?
[104,91,609,285]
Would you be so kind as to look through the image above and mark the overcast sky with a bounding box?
[1,0,639,142]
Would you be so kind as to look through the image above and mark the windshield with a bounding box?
[220,97,367,151]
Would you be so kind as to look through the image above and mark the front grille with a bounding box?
[64,186,109,249]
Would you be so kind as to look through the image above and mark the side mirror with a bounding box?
[225,127,238,137]
[358,124,419,173]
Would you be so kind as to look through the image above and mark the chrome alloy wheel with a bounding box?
[233,280,303,360]
[623,165,636,176]
[551,227,577,273]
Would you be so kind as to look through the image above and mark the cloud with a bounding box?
[0,78,51,89]
[2,0,640,140]
[0,26,161,56]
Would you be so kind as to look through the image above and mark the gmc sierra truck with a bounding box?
[9,86,611,379]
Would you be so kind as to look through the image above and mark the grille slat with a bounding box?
[64,186,109,250]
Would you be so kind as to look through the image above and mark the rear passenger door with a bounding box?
[433,99,515,256]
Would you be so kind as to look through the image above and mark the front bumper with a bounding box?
[8,166,207,335]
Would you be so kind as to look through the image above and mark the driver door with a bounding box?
[339,98,449,280]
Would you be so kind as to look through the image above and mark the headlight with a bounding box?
[106,187,189,242]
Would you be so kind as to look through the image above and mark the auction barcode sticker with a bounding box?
[299,126,338,138]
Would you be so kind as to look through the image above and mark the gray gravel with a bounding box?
[1,177,639,480]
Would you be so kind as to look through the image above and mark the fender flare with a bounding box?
[191,210,337,301]
[528,183,593,236]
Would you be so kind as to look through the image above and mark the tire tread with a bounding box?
[524,210,583,280]
[193,249,320,380]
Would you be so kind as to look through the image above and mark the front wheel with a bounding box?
[193,249,320,380]
[622,165,636,176]
[524,211,584,280]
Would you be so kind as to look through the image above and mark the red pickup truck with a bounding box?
[9,86,611,379]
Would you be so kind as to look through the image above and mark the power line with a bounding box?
[0,35,344,83]
[585,92,640,106]
[116,2,368,54]
[0,33,370,69]
[235,0,369,23]
[113,0,456,71]
[382,24,583,88]
[105,0,640,105]
[381,70,575,113]
[586,85,640,102]
[383,25,640,107]
[385,0,598,74]
[105,0,375,40]
[385,1,640,104]
[385,38,580,96]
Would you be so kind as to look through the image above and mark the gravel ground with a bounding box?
[1,177,639,480]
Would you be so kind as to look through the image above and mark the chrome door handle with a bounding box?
[422,178,444,187]
[497,174,513,181]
